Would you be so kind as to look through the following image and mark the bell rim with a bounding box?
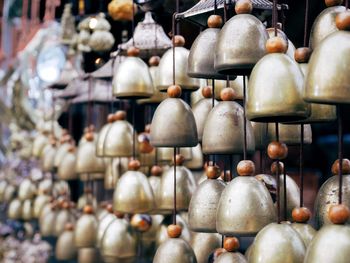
[304,95,350,105]
[214,63,255,76]
[187,71,237,80]
[113,92,154,100]
[247,112,309,123]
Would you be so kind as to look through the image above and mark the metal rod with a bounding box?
[173,147,177,225]
[338,106,343,204]
[243,76,247,160]
[300,124,304,207]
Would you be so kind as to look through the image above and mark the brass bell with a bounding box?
[249,223,306,263]
[18,178,36,201]
[74,206,98,248]
[158,147,193,162]
[214,6,268,75]
[8,198,22,220]
[78,248,100,263]
[96,209,116,248]
[100,217,137,262]
[96,116,114,157]
[267,27,296,60]
[113,160,155,213]
[33,194,51,218]
[247,52,310,122]
[58,148,78,180]
[56,223,77,261]
[53,180,71,197]
[40,206,57,237]
[32,133,49,158]
[104,157,128,190]
[305,30,350,104]
[309,6,345,49]
[304,224,350,263]
[112,47,154,99]
[190,232,221,263]
[291,223,317,247]
[267,123,312,145]
[150,98,198,147]
[153,238,197,263]
[215,252,248,263]
[53,142,71,168]
[202,97,255,155]
[55,205,76,236]
[21,199,33,221]
[184,144,204,170]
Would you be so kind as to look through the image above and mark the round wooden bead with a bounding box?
[206,165,221,179]
[151,165,163,176]
[294,47,312,63]
[127,46,140,57]
[65,223,74,231]
[207,15,223,28]
[336,11,350,31]
[107,114,116,123]
[224,237,240,252]
[270,161,284,174]
[266,36,288,54]
[83,205,94,214]
[114,110,127,120]
[85,132,94,142]
[149,56,160,66]
[115,211,125,219]
[237,160,255,176]
[128,159,141,171]
[68,145,75,153]
[292,207,311,223]
[325,0,343,7]
[167,224,182,238]
[202,86,213,98]
[329,204,350,224]
[267,141,288,160]
[331,158,350,175]
[173,35,186,47]
[220,87,236,101]
[138,133,153,154]
[235,0,253,14]
[167,84,182,98]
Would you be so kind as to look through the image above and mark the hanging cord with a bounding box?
[338,106,343,204]
[173,147,177,225]
[346,0,349,10]
[214,0,218,14]
[87,75,93,126]
[172,13,177,85]
[303,0,309,47]
[132,0,136,46]
[283,166,287,221]
[243,77,247,160]
[273,0,278,36]
[299,124,304,207]
[132,101,136,160]
[275,123,281,223]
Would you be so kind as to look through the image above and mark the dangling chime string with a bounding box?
[300,124,304,207]
[173,147,177,225]
[87,75,93,126]
[243,76,247,160]
[283,165,287,221]
[131,0,136,46]
[275,122,281,223]
[273,0,278,36]
[214,0,217,14]
[338,106,344,204]
[132,101,136,160]
[172,13,177,86]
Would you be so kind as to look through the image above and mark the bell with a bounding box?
[158,147,192,162]
[37,178,53,195]
[8,198,22,220]
[214,4,268,75]
[3,184,15,203]
[53,142,71,168]
[309,6,345,49]
[113,160,155,213]
[153,238,197,263]
[267,27,296,60]
[314,174,350,228]
[97,208,116,248]
[304,224,350,263]
[77,192,98,211]
[0,180,7,203]
[78,248,100,263]
[32,133,49,158]
[216,161,276,235]
[58,148,78,180]
[74,205,98,248]
[18,178,36,201]
[184,144,204,170]
[215,252,248,263]
[157,37,199,91]
[249,223,306,263]
[150,98,198,147]
[291,223,317,247]
[33,194,51,218]
[55,205,76,236]
[40,206,57,237]
[267,123,312,145]
[305,30,350,104]
[100,217,137,262]
[104,157,128,190]
[202,93,255,154]
[188,174,225,232]
[247,52,310,122]
[21,199,33,221]
[96,115,114,157]
[113,47,154,99]
[56,223,77,261]
[41,143,57,172]
[251,122,268,151]
[190,232,221,263]
[53,180,71,197]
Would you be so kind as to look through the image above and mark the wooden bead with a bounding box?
[114,110,127,121]
[206,165,221,179]
[167,84,182,98]
[128,159,141,171]
[266,36,288,54]
[237,160,255,176]
[336,11,350,31]
[131,214,152,232]
[292,207,311,223]
[115,211,125,219]
[68,145,75,153]
[83,205,94,214]
[220,87,236,101]
[207,15,223,28]
[151,165,163,176]
[173,35,185,47]
[85,188,92,194]
[127,46,140,57]
[325,0,343,7]
[174,154,185,166]
[167,224,182,238]
[267,141,288,160]
[106,204,113,213]
[329,204,350,224]
[294,47,312,63]
[223,237,240,252]
[65,223,74,231]
[139,133,153,154]
[331,158,350,175]
[202,86,213,98]
[270,161,284,174]
[62,201,70,210]
[149,56,160,66]
[107,113,115,123]
[235,0,253,14]
[85,132,94,142]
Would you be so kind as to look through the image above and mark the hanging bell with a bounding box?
[216,161,276,235]
[3,184,15,203]
[267,123,312,145]
[184,144,204,170]
[113,160,155,213]
[32,133,49,158]
[18,178,36,201]
[96,206,116,248]
[40,205,57,237]
[54,202,76,236]
[78,248,100,263]
[249,222,306,263]
[188,165,225,232]
[56,223,77,261]
[0,180,7,203]
[104,157,128,190]
[53,141,72,169]
[214,0,268,75]
[74,205,98,248]
[77,190,98,211]
[33,194,50,218]
[8,198,22,220]
[291,223,317,248]
[215,252,247,263]
[21,199,33,221]
[58,146,78,180]
[150,85,198,147]
[41,141,57,173]
[96,114,115,157]
[202,88,255,155]
[148,165,163,212]
[113,47,154,99]
[190,232,221,263]
[157,36,199,91]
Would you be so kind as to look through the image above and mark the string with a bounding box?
[212,79,215,108]
[173,147,177,225]
[214,0,217,14]
[243,76,247,160]
[132,0,135,46]
[172,13,177,85]
[275,122,281,223]
[273,0,278,36]
[338,106,343,204]
[299,124,304,207]
[303,0,310,47]
[132,101,136,160]
[283,166,287,221]
[88,76,92,126]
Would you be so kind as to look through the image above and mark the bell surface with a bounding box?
[33,194,50,218]
[55,209,76,236]
[216,176,276,235]
[249,223,306,263]
[215,252,247,263]
[305,30,350,104]
[97,212,116,248]
[77,194,98,211]
[74,213,98,248]
[190,232,221,263]
[56,229,77,260]
[193,98,217,142]
[58,151,78,180]
[78,248,100,263]
[21,199,33,221]
[75,140,105,174]
[202,101,255,154]
[32,133,49,158]
[215,14,268,75]
[188,179,225,232]
[150,98,198,147]
[247,53,310,122]
[8,198,22,220]
[267,123,312,145]
[96,122,113,157]
[153,238,197,263]
[40,208,57,237]
[291,223,317,248]
[18,178,36,201]
[54,142,71,168]
[113,170,155,213]
[184,144,203,170]
[42,144,57,172]
[104,158,128,190]
[314,174,350,228]
[304,224,350,263]
[112,56,154,99]
[278,174,301,221]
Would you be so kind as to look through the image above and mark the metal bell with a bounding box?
[100,218,137,262]
[215,252,247,263]
[202,101,255,154]
[104,158,128,190]
[304,224,350,263]
[21,199,33,221]
[42,144,57,172]
[309,6,345,49]
[314,174,350,228]
[305,30,350,104]
[150,98,198,147]
[153,238,197,263]
[8,198,22,220]
[193,98,217,142]
[33,194,50,218]
[40,207,57,237]
[291,223,317,248]
[74,208,98,248]
[249,223,306,263]
[78,248,100,263]
[267,28,296,60]
[113,170,155,213]
[247,53,310,122]
[96,210,116,248]
[267,123,312,145]
[96,120,113,157]
[58,150,78,180]
[188,178,225,232]
[215,14,268,75]
[184,144,204,170]
[158,166,197,213]
[0,180,7,203]
[216,176,276,235]
[56,224,77,261]
[75,140,105,174]
[32,133,49,158]
[54,142,71,168]
[190,232,221,263]
[156,215,192,246]
[158,147,193,162]
[77,193,98,211]
[55,208,76,236]
[3,184,15,203]
[18,178,36,201]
